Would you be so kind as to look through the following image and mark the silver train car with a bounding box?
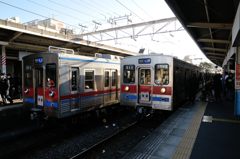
[22,47,121,119]
[120,54,202,112]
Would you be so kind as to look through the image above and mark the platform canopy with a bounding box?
[165,0,240,67]
[0,19,136,57]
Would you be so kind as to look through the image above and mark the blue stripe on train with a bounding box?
[44,101,58,108]
[122,94,170,102]
[59,57,119,64]
[151,96,170,102]
[24,98,34,104]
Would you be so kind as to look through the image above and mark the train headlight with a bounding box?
[160,88,166,93]
[49,91,55,97]
[124,86,129,91]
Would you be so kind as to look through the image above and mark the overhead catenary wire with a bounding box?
[114,0,144,21]
[74,0,121,17]
[131,0,153,19]
[0,0,82,30]
[47,0,100,21]
[27,0,89,25]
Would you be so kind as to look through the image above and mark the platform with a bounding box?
[123,97,240,159]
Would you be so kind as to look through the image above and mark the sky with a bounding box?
[0,0,211,64]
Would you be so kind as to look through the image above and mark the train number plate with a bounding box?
[37,95,43,106]
[140,92,150,102]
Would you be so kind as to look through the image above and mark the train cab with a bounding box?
[120,55,173,111]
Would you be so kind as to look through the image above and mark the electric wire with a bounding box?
[131,0,153,19]
[0,0,82,30]
[114,0,144,21]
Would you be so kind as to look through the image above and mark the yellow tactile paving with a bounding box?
[171,101,207,159]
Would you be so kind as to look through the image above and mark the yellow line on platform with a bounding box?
[171,101,207,159]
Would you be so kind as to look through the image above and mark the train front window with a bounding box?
[140,69,151,85]
[123,65,135,84]
[46,64,56,88]
[155,64,169,85]
[24,65,32,87]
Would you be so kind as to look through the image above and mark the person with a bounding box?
[162,74,169,85]
[6,73,13,104]
[211,73,222,101]
[47,78,55,88]
[225,73,234,101]
[0,73,7,105]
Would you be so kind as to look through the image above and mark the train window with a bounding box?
[46,64,56,88]
[36,68,43,87]
[140,69,151,85]
[71,68,78,91]
[112,71,117,86]
[85,70,94,90]
[105,71,110,87]
[24,65,32,87]
[123,65,135,84]
[155,64,169,85]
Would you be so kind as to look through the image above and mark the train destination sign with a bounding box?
[34,57,43,64]
[138,58,151,64]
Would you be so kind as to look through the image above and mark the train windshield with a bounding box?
[24,65,33,87]
[123,65,135,84]
[46,64,56,88]
[155,64,169,85]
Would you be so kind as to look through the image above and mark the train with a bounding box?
[22,46,121,119]
[120,54,203,113]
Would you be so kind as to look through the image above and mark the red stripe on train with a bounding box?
[153,86,172,95]
[121,85,137,93]
[121,85,172,95]
[60,88,120,100]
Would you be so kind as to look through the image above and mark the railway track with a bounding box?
[70,121,138,159]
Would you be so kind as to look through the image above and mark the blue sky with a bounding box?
[0,0,174,27]
[0,0,211,64]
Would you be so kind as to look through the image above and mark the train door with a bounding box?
[104,69,118,103]
[138,68,152,104]
[111,70,118,101]
[104,70,111,103]
[70,67,79,110]
[34,67,44,107]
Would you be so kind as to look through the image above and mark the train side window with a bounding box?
[105,70,110,87]
[123,65,135,84]
[155,64,169,85]
[112,71,117,86]
[46,64,56,88]
[85,70,94,90]
[71,68,79,91]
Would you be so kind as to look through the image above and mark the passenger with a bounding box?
[162,74,169,85]
[146,73,151,84]
[47,78,55,88]
[6,73,13,104]
[213,73,222,101]
[225,73,234,101]
[0,73,7,105]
